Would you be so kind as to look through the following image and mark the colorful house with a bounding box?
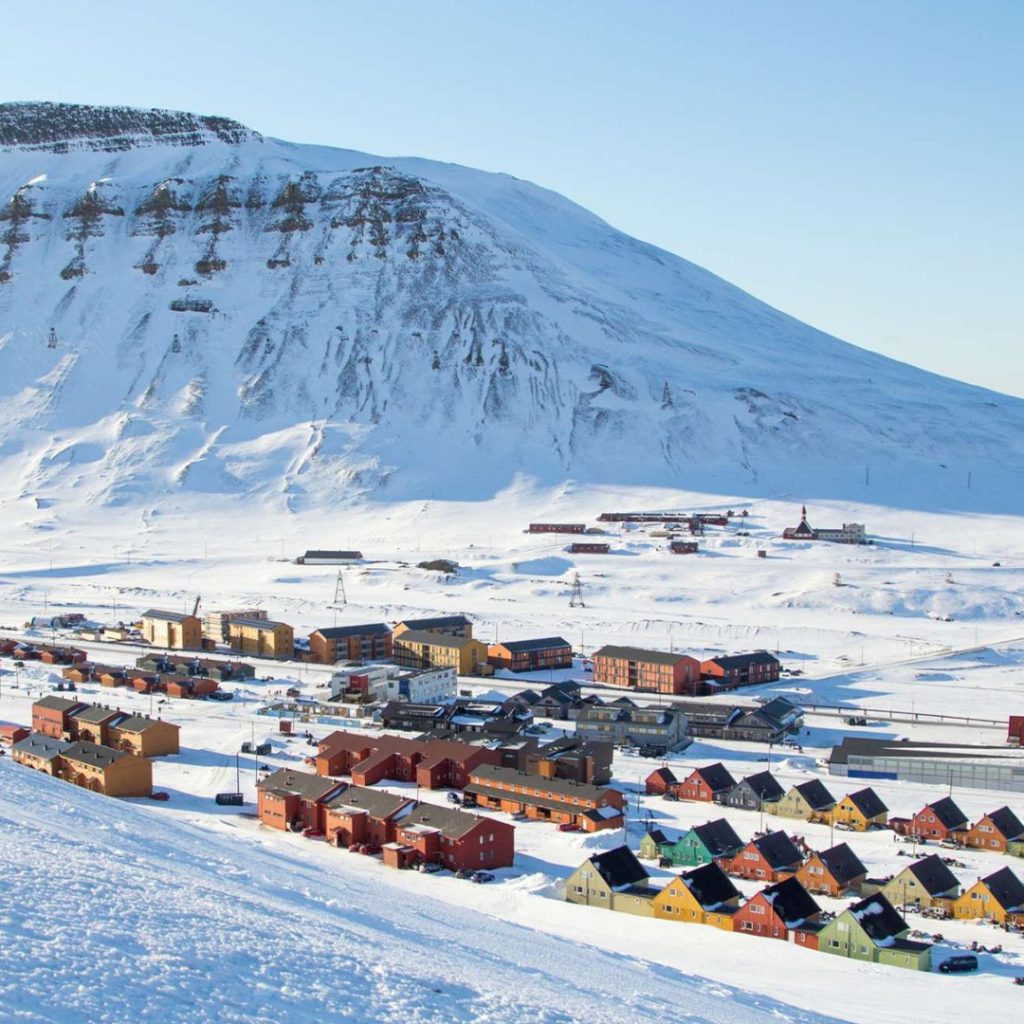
[11,732,69,774]
[700,652,781,690]
[963,807,1024,853]
[308,623,393,664]
[645,766,678,796]
[385,804,515,872]
[728,831,804,882]
[717,770,784,811]
[952,866,1024,924]
[566,847,654,916]
[901,797,969,842]
[487,637,573,673]
[639,828,670,861]
[676,763,737,802]
[108,715,181,757]
[818,894,932,971]
[882,854,961,912]
[659,818,745,868]
[71,705,123,746]
[774,779,836,821]
[323,786,415,848]
[31,696,87,740]
[796,843,867,898]
[829,788,888,831]
[58,741,153,797]
[653,862,741,930]
[257,768,344,833]
[733,876,822,948]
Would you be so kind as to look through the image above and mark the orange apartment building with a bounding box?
[591,645,700,695]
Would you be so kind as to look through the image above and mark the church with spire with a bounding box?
[782,506,867,544]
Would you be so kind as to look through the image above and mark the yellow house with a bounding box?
[12,733,68,774]
[393,630,490,675]
[141,609,203,650]
[566,847,655,917]
[226,617,295,659]
[952,867,1024,924]
[774,779,836,821]
[652,863,739,931]
[829,788,888,831]
[881,855,960,911]
[58,741,153,797]
[109,715,181,757]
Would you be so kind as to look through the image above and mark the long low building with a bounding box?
[574,702,691,754]
[829,737,1024,795]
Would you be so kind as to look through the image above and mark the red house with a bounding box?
[733,876,822,949]
[31,696,87,739]
[645,766,678,796]
[0,724,30,746]
[383,803,515,872]
[700,652,781,689]
[676,763,737,802]
[323,785,414,848]
[901,797,970,842]
[728,831,804,882]
[1009,716,1024,746]
[257,768,345,833]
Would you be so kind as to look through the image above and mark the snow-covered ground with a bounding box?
[2,487,1024,1022]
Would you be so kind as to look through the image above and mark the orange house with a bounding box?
[728,831,804,882]
[796,843,867,898]
[963,807,1024,853]
[676,763,737,802]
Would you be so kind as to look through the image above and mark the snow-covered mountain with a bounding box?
[0,100,1020,512]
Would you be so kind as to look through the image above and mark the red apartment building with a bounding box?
[592,645,701,696]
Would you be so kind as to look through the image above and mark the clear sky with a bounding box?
[3,1,1021,395]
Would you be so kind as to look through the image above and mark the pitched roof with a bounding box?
[751,831,803,869]
[692,818,744,857]
[645,828,669,846]
[397,803,493,840]
[682,862,740,908]
[755,697,804,726]
[762,876,821,926]
[61,740,130,768]
[395,630,480,650]
[704,652,781,670]
[73,705,123,724]
[690,763,736,792]
[741,771,784,802]
[904,854,960,897]
[12,732,69,760]
[923,796,968,830]
[647,767,678,785]
[817,843,867,885]
[793,779,836,811]
[589,846,649,889]
[592,645,693,667]
[396,615,472,630]
[468,764,615,802]
[495,637,571,653]
[33,695,85,713]
[986,806,1024,840]
[313,623,391,640]
[258,768,343,803]
[142,609,193,623]
[981,866,1024,911]
[846,894,908,943]
[113,715,175,734]
[845,787,888,818]
[324,785,412,821]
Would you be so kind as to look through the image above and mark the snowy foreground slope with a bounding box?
[0,759,840,1024]
[0,101,1022,517]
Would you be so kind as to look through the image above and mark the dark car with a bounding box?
[471,871,495,883]
[939,954,978,974]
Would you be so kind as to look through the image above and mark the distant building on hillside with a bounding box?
[297,550,363,564]
[782,506,867,544]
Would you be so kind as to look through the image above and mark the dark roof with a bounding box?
[692,818,744,857]
[763,876,821,926]
[33,695,85,713]
[817,843,867,885]
[682,862,740,908]
[397,803,493,840]
[793,779,835,811]
[846,787,888,818]
[396,615,472,630]
[704,652,781,670]
[74,705,123,725]
[111,715,172,734]
[12,733,69,760]
[691,763,736,792]
[324,785,411,821]
[905,854,960,897]
[303,550,362,559]
[395,630,479,649]
[923,796,968,830]
[589,846,649,888]
[468,764,614,802]
[313,623,391,640]
[755,697,804,725]
[496,637,571,654]
[847,894,908,943]
[986,806,1024,840]
[258,768,344,803]
[830,735,1022,765]
[742,771,784,802]
[751,831,803,869]
[982,867,1024,911]
[647,767,678,785]
[61,741,130,768]
[229,617,291,630]
[645,828,669,846]
[592,645,693,667]
[142,609,193,623]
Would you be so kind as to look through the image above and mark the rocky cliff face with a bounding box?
[0,101,1021,514]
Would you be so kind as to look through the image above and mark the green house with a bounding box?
[659,818,744,867]
[818,893,931,972]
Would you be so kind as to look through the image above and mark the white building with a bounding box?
[326,664,456,705]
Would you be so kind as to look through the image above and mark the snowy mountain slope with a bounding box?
[0,758,844,1024]
[0,100,1021,514]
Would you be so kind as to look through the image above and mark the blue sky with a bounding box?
[3,1,1021,395]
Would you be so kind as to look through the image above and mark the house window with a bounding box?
[742,922,753,931]
[749,904,764,915]
[829,940,840,949]
[574,886,584,895]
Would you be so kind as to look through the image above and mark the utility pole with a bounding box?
[569,572,585,608]
[333,571,347,606]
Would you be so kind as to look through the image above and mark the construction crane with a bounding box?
[192,595,201,617]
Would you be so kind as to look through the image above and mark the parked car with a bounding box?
[148,792,170,801]
[207,690,234,701]
[470,871,495,883]
[557,822,582,833]
[834,821,853,831]
[418,861,443,873]
[939,954,978,974]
